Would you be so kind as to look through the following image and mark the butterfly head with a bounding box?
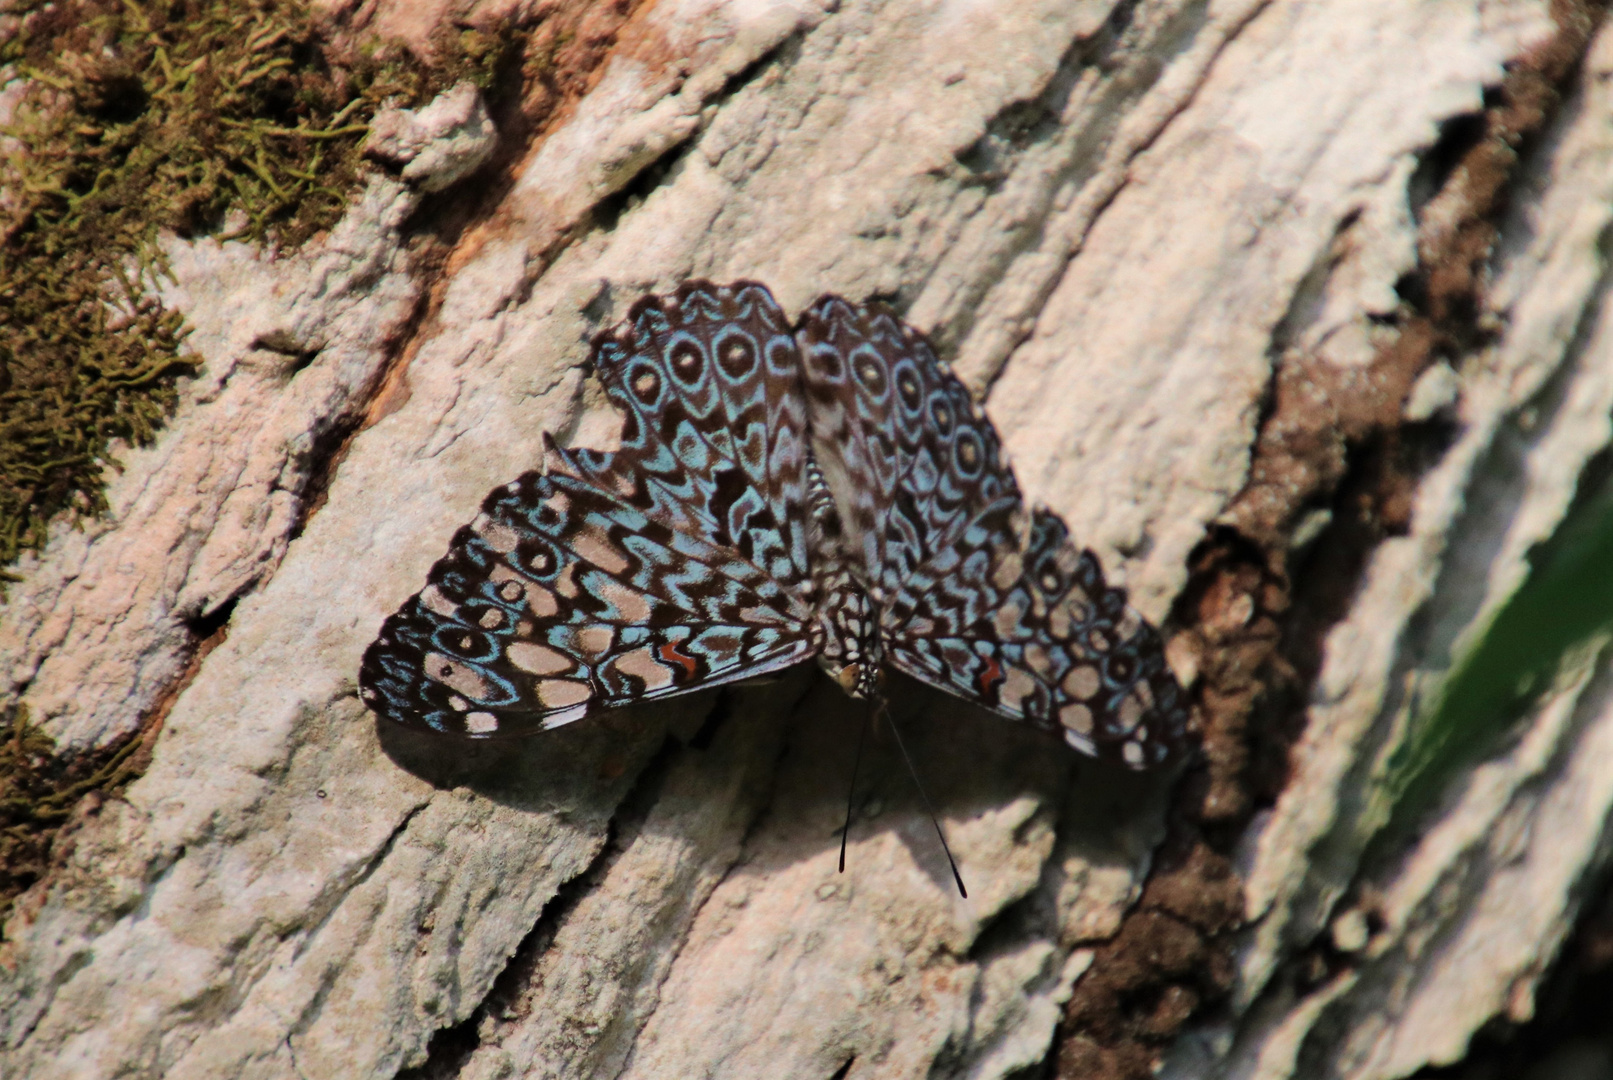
[812,573,886,700]
[831,659,886,700]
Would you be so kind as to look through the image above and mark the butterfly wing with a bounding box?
[795,296,1014,599]
[360,282,818,736]
[797,295,1193,769]
[885,501,1192,769]
[578,281,814,600]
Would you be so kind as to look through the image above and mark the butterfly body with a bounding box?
[801,456,884,699]
[360,282,1193,769]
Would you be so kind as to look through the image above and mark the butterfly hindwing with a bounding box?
[884,503,1189,769]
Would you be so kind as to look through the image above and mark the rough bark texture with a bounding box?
[4,1,1613,1078]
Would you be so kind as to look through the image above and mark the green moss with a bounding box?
[0,704,147,909]
[0,0,524,918]
[0,0,513,574]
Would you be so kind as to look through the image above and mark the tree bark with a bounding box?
[4,1,1612,1078]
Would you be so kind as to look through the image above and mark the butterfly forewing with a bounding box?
[359,282,819,736]
[797,297,1019,600]
[583,281,814,599]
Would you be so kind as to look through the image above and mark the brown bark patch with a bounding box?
[1055,2,1610,1075]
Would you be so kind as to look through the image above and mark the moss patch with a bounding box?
[0,705,149,906]
[0,0,522,920]
[0,0,510,574]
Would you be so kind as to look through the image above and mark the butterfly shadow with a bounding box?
[371,661,846,830]
[371,665,1174,913]
[706,670,1178,907]
[372,688,733,818]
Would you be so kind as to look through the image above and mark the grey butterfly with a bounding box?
[360,281,1193,771]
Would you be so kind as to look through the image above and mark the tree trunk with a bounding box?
[4,1,1613,1078]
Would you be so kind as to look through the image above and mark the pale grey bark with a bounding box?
[2,2,1609,1078]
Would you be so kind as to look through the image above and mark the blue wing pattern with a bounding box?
[798,295,1191,770]
[360,282,818,736]
[360,281,1192,768]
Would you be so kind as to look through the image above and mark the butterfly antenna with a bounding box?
[879,701,967,898]
[839,702,873,873]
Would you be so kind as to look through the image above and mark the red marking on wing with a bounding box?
[658,641,700,680]
[977,655,1004,696]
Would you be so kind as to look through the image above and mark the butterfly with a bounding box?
[359,281,1193,771]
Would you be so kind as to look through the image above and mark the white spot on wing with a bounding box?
[420,585,457,618]
[508,642,573,675]
[1062,664,1101,701]
[597,579,651,622]
[571,527,629,575]
[473,514,520,553]
[1001,665,1037,707]
[536,678,591,708]
[576,626,614,657]
[1059,701,1093,737]
[425,652,490,700]
[607,647,676,691]
[526,583,559,617]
